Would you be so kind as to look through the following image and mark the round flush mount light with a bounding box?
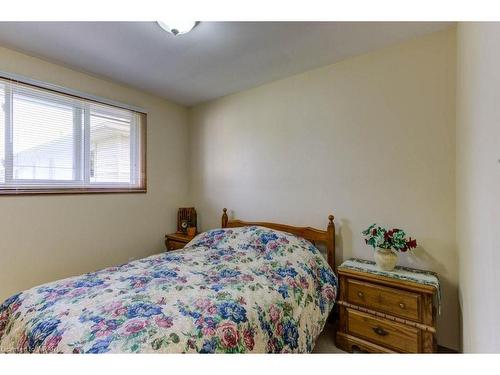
[157,21,199,36]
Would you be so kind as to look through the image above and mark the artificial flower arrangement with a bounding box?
[362,224,417,252]
[362,224,417,270]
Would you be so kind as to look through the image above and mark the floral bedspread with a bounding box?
[0,226,337,353]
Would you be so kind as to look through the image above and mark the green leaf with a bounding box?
[362,223,377,235]
[282,302,293,317]
[217,292,231,300]
[294,288,304,305]
[151,338,163,350]
[149,328,158,337]
[170,333,180,344]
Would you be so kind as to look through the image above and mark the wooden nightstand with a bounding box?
[164,233,195,251]
[336,259,439,353]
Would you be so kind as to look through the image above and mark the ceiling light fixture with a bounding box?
[157,21,198,36]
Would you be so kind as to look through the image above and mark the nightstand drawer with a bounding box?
[347,278,421,321]
[346,309,419,353]
[167,240,185,251]
[165,233,195,251]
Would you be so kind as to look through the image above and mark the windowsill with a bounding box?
[0,187,147,196]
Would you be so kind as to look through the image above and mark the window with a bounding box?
[0,76,146,194]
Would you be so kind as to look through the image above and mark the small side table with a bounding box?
[336,258,440,353]
[164,233,195,251]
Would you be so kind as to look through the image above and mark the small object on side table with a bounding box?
[177,208,197,234]
[336,258,440,353]
[165,232,195,251]
[362,224,418,272]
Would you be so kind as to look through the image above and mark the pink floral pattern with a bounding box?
[0,226,337,353]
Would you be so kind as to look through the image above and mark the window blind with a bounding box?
[0,77,146,194]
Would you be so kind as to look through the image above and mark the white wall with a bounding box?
[456,22,500,353]
[189,29,459,350]
[0,46,190,301]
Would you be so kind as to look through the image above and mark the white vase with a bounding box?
[374,248,398,271]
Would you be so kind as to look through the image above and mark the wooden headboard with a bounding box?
[221,208,336,270]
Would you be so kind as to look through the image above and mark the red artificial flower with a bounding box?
[372,229,377,235]
[406,238,417,249]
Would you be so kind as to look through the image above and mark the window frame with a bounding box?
[0,73,147,196]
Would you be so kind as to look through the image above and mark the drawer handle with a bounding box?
[372,327,388,337]
[399,302,406,309]
[357,291,364,298]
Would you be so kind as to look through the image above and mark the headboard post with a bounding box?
[222,208,228,228]
[327,214,335,270]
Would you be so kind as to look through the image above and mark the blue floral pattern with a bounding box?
[0,226,337,353]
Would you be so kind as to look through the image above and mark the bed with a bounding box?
[0,209,337,353]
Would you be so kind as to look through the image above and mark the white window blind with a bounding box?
[0,77,146,194]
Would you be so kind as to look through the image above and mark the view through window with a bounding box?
[0,77,146,194]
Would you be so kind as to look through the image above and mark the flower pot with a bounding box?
[374,248,398,271]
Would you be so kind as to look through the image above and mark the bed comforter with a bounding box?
[0,226,337,353]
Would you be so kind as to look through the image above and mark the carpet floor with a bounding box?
[312,323,346,353]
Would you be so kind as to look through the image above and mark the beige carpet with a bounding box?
[312,323,346,353]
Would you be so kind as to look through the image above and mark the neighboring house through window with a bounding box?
[0,74,146,194]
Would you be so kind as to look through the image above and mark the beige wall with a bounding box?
[0,46,190,301]
[189,29,458,349]
[0,28,465,351]
[456,23,500,353]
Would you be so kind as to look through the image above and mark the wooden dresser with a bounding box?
[336,260,439,353]
[164,233,195,251]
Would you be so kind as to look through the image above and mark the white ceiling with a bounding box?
[0,22,452,106]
